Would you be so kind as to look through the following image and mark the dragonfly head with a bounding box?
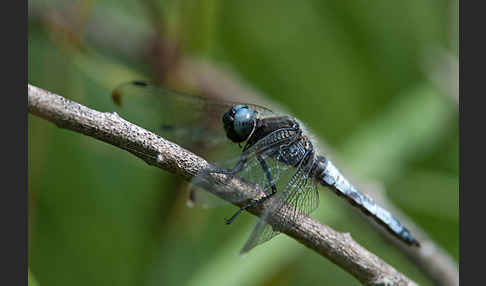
[223,105,256,143]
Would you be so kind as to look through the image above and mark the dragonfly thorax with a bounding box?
[223,105,256,143]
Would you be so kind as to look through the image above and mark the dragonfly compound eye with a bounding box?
[222,105,255,143]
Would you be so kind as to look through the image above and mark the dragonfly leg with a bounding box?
[225,155,277,224]
[257,155,277,195]
[224,189,277,224]
[208,155,247,175]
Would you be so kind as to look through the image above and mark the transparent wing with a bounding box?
[190,143,296,206]
[111,81,274,157]
[187,185,230,209]
[186,150,291,209]
[112,81,278,209]
[189,115,308,208]
[240,153,319,254]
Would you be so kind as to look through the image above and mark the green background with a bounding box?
[28,0,458,285]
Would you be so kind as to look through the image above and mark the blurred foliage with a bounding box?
[28,0,458,285]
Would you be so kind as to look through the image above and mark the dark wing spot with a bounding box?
[132,80,149,86]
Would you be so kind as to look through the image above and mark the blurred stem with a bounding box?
[334,84,458,286]
[29,268,40,286]
[339,84,455,182]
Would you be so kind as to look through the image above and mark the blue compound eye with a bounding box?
[234,106,255,138]
[222,105,255,143]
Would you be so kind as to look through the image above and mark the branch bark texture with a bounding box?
[28,83,417,286]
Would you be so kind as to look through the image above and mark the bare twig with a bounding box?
[28,83,418,286]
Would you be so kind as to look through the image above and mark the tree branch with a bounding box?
[28,83,417,286]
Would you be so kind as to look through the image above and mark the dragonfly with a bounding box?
[112,81,420,253]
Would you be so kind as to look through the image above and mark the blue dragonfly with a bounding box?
[112,81,420,253]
